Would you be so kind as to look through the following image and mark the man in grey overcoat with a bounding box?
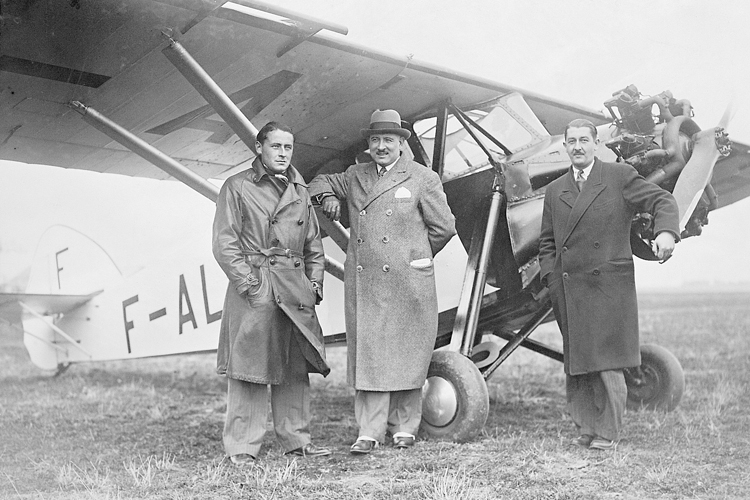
[539,118,679,451]
[309,109,456,454]
[213,121,331,464]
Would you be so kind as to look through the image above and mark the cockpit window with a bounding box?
[414,93,548,181]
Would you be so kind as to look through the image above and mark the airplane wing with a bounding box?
[0,0,608,182]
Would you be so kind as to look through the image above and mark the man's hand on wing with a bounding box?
[321,195,341,221]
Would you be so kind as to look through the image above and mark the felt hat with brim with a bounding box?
[361,109,411,139]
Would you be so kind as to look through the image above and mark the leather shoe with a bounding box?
[393,435,415,449]
[571,434,594,447]
[285,443,332,458]
[589,437,618,451]
[229,453,255,465]
[350,439,378,455]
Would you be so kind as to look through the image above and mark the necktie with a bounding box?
[378,166,386,178]
[576,169,585,192]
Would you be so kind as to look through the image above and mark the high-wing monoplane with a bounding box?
[2,0,749,442]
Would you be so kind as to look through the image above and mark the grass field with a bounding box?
[1,292,749,499]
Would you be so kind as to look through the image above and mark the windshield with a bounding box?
[414,93,548,181]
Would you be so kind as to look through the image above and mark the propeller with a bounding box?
[671,102,734,231]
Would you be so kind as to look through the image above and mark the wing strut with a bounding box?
[70,40,346,280]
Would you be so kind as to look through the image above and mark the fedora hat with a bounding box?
[361,109,411,139]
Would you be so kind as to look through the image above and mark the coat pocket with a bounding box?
[246,267,271,303]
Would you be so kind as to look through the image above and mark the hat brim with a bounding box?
[361,127,411,140]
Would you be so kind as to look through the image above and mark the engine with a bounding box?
[602,85,730,245]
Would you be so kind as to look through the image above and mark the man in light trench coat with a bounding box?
[213,121,331,464]
[309,109,456,454]
[539,118,679,451]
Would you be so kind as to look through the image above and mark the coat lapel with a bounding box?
[272,164,306,216]
[561,159,606,245]
[362,156,411,209]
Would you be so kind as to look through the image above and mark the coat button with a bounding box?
[271,238,279,246]
[298,304,304,310]
[562,246,568,253]
[271,219,277,224]
[563,272,569,279]
[593,269,600,276]
[357,238,363,244]
[294,260,301,267]
[382,265,390,272]
[386,209,393,216]
[360,210,366,216]
[593,241,600,248]
[276,296,281,303]
[382,236,389,243]
[356,265,363,272]
[298,220,304,225]
[270,258,277,265]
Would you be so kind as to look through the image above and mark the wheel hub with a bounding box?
[422,376,458,427]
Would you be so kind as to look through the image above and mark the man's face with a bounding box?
[565,127,598,169]
[368,133,404,167]
[255,129,294,174]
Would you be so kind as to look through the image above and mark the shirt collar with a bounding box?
[573,160,594,180]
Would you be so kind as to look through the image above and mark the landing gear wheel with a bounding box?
[420,350,489,442]
[625,343,685,411]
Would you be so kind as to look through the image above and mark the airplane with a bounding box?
[2,0,749,443]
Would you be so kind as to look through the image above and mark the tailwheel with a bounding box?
[420,350,489,442]
[625,343,685,411]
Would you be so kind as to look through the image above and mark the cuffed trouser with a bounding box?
[354,388,422,442]
[223,336,311,457]
[566,369,627,441]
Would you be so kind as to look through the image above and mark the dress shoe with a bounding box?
[571,434,594,447]
[589,437,618,451]
[393,435,415,449]
[285,443,332,458]
[350,439,378,455]
[229,453,255,465]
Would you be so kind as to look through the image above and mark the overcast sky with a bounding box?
[1,0,749,290]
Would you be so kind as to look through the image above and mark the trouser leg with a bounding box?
[567,370,626,441]
[387,388,423,437]
[354,390,390,442]
[271,333,311,453]
[566,373,596,437]
[223,378,268,458]
[593,369,627,441]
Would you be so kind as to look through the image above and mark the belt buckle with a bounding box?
[284,248,291,258]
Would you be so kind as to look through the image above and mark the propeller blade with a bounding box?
[671,128,721,230]
[718,100,736,130]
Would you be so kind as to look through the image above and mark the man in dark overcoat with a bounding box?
[213,121,331,464]
[539,118,679,450]
[309,109,456,454]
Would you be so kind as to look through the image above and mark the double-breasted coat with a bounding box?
[539,158,679,375]
[213,158,329,384]
[309,156,456,391]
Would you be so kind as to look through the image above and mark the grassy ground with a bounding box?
[1,292,749,499]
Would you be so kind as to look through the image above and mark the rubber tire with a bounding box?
[420,350,489,442]
[625,343,685,412]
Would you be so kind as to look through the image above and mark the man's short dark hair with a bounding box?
[256,121,294,144]
[564,119,598,140]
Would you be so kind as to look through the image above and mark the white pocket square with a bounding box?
[409,258,432,269]
[394,187,412,198]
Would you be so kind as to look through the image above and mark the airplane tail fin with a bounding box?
[12,225,122,371]
[26,225,121,295]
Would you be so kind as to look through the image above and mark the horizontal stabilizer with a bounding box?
[0,292,100,317]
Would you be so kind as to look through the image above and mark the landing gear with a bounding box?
[420,351,489,442]
[625,343,685,411]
